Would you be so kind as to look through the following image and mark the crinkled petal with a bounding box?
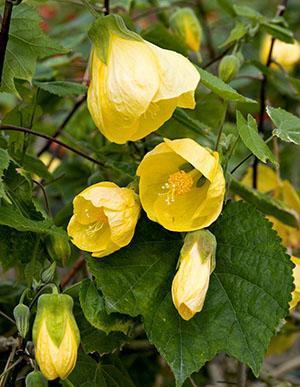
[164,138,218,181]
[147,42,200,104]
[67,216,111,252]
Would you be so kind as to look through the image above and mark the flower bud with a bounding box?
[46,234,71,266]
[172,230,216,320]
[41,262,56,284]
[25,370,48,387]
[13,303,30,338]
[218,54,240,83]
[33,294,80,380]
[170,8,202,53]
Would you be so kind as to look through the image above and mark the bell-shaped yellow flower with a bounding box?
[87,15,200,144]
[67,182,140,257]
[241,165,300,250]
[33,294,80,381]
[137,138,225,232]
[172,230,216,320]
[290,256,300,310]
[170,8,202,53]
[260,35,300,72]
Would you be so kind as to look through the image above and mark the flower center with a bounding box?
[160,170,194,205]
[86,209,108,236]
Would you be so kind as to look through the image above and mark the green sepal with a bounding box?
[25,371,48,387]
[13,303,30,338]
[33,294,80,348]
[88,14,143,64]
[196,175,207,187]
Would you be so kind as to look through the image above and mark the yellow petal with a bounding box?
[55,321,78,380]
[241,164,280,194]
[164,138,218,181]
[147,42,200,105]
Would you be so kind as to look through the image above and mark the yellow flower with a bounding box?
[67,182,140,257]
[171,230,216,320]
[241,165,300,250]
[260,35,300,72]
[87,15,200,144]
[33,294,80,381]
[137,138,225,232]
[290,256,300,310]
[170,8,202,53]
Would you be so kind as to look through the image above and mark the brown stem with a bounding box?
[0,124,105,167]
[0,0,14,85]
[37,95,86,157]
[104,0,110,15]
[252,0,288,188]
[203,46,232,69]
[60,256,86,289]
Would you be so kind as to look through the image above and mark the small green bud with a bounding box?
[25,370,48,387]
[218,54,240,83]
[46,234,71,266]
[41,262,56,284]
[13,303,30,338]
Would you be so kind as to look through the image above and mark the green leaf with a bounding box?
[21,154,52,180]
[141,23,188,56]
[233,5,263,20]
[0,149,11,202]
[0,226,36,270]
[88,204,293,386]
[34,81,87,97]
[266,106,300,145]
[216,0,236,17]
[0,3,66,95]
[79,279,134,335]
[219,22,248,48]
[229,178,299,228]
[0,206,67,237]
[197,67,257,104]
[260,22,294,44]
[69,352,135,387]
[24,258,43,285]
[236,111,278,166]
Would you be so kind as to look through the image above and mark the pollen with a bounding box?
[160,170,194,205]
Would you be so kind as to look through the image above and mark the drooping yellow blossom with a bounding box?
[87,15,200,144]
[33,294,80,381]
[241,165,300,250]
[172,230,216,320]
[170,8,202,53]
[137,138,225,232]
[290,256,300,310]
[68,182,140,257]
[260,35,300,72]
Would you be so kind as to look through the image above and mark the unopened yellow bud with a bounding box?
[33,294,80,381]
[172,230,216,320]
[170,8,202,53]
[87,15,200,144]
[67,182,141,257]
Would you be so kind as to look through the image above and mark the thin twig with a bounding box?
[189,376,198,387]
[32,179,51,216]
[0,310,15,325]
[60,256,86,289]
[252,0,289,188]
[104,0,110,15]
[0,0,14,84]
[0,124,105,167]
[203,46,232,69]
[37,95,86,157]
